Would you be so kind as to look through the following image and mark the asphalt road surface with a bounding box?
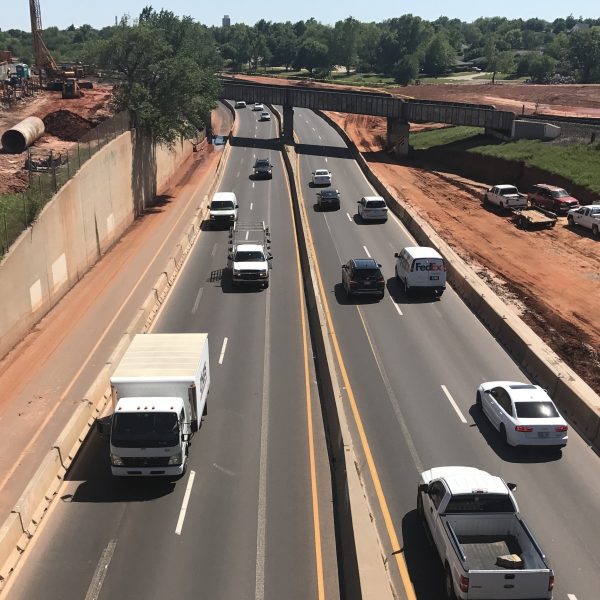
[4,105,338,600]
[292,107,600,600]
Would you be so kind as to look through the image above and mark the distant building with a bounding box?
[222,15,231,27]
[570,23,590,33]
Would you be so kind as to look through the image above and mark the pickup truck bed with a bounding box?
[459,535,521,570]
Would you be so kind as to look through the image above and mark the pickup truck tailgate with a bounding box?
[467,570,553,599]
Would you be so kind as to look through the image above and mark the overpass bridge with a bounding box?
[220,79,515,155]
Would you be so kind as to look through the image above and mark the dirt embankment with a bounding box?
[327,111,600,394]
[0,85,114,195]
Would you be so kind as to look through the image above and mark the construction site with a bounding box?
[0,0,114,196]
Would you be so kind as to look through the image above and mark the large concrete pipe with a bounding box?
[1,116,45,153]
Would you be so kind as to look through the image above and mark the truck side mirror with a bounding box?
[394,252,399,258]
[418,483,429,494]
[228,254,233,260]
[507,482,517,491]
[95,415,112,437]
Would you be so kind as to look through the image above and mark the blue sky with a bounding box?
[3,1,598,31]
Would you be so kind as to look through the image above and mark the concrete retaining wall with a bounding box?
[0,130,204,361]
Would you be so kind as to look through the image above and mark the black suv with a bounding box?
[316,189,341,211]
[253,158,273,180]
[341,258,385,300]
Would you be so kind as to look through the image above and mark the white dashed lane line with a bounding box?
[250,202,253,210]
[191,288,203,315]
[218,337,229,365]
[346,212,352,222]
[441,385,467,424]
[391,299,403,316]
[175,471,196,535]
[363,245,371,258]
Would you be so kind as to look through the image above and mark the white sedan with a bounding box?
[476,381,568,448]
[311,169,332,186]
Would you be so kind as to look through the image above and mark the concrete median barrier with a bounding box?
[554,377,600,441]
[12,449,63,535]
[0,514,23,582]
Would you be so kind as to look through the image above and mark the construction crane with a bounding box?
[28,0,91,97]
[29,0,60,78]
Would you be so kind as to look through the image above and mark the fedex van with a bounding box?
[394,246,446,298]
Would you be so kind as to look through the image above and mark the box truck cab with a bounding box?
[105,333,210,477]
[394,246,446,298]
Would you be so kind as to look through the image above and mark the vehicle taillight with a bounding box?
[548,575,554,591]
[377,276,385,283]
[555,425,568,432]
[459,575,469,593]
[515,426,533,432]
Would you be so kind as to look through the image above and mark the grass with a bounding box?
[410,126,600,194]
[471,139,600,193]
[410,126,484,150]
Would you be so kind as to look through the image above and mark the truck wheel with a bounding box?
[264,280,269,289]
[203,400,208,417]
[445,565,457,600]
[593,224,599,238]
[417,492,424,520]
[476,391,482,410]
[567,215,574,226]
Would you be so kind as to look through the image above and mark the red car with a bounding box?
[527,184,579,214]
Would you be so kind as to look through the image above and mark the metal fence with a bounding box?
[0,112,130,255]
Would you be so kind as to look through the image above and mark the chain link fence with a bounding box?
[0,112,130,255]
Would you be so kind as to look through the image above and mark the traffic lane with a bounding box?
[5,194,270,600]
[295,111,600,598]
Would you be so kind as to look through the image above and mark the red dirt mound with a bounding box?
[42,110,95,141]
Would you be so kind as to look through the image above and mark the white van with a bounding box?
[394,246,446,297]
[209,191,238,228]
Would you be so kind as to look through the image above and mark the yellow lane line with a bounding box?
[283,149,325,599]
[293,141,416,600]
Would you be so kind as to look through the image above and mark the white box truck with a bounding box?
[103,333,210,477]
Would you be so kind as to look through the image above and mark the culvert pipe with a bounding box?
[1,116,45,153]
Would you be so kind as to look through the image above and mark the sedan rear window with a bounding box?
[366,200,386,208]
[353,268,381,279]
[514,402,559,418]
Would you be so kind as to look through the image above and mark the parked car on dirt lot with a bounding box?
[476,381,568,448]
[527,184,578,214]
[567,205,600,237]
[483,185,528,210]
[341,258,385,300]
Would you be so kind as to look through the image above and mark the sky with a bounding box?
[2,1,598,31]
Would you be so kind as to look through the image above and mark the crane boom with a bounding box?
[29,0,59,75]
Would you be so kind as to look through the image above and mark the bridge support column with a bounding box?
[282,104,294,144]
[386,118,409,156]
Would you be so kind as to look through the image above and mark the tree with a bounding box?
[393,54,419,84]
[569,28,600,82]
[294,38,330,74]
[267,23,298,70]
[526,54,556,82]
[332,17,361,74]
[423,33,455,75]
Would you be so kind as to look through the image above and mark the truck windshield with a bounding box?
[211,201,234,210]
[111,412,180,448]
[445,494,516,514]
[235,251,264,261]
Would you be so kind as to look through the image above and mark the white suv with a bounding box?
[357,196,388,222]
[311,169,332,186]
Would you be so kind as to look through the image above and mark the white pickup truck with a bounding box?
[418,466,554,600]
[567,204,600,237]
[484,185,528,210]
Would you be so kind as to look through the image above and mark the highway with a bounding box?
[6,99,600,600]
[292,107,600,599]
[4,105,338,600]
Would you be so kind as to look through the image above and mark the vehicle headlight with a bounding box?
[260,270,268,278]
[110,453,124,466]
[168,453,183,465]
[210,214,215,219]
[233,269,241,276]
